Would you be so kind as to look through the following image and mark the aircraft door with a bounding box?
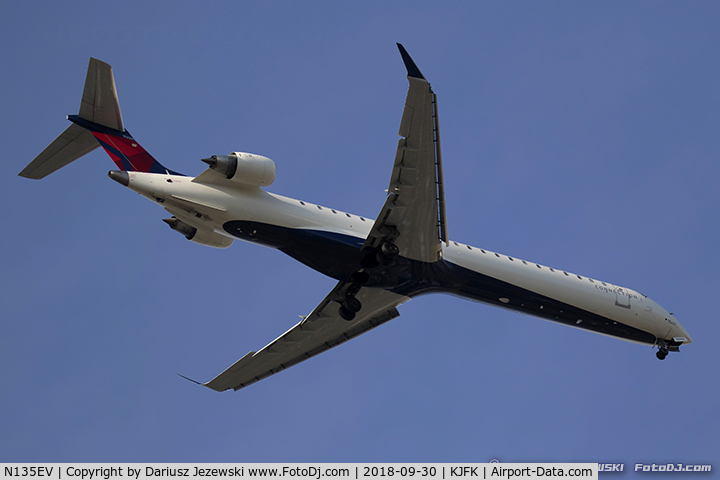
[615,287,631,309]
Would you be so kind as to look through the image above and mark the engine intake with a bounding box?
[201,152,276,187]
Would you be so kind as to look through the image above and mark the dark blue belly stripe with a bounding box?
[223,220,656,345]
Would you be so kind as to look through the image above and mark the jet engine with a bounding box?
[163,217,233,249]
[201,152,276,187]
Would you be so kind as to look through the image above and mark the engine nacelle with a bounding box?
[163,217,233,249]
[201,152,276,187]
[190,228,234,249]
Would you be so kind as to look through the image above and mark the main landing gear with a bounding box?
[339,296,361,321]
[338,271,367,321]
[339,241,399,321]
[376,241,400,265]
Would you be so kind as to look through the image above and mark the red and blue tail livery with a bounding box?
[66,114,178,175]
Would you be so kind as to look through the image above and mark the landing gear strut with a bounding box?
[342,240,398,320]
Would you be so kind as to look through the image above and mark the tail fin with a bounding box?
[19,58,178,179]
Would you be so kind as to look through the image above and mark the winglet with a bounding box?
[397,43,426,80]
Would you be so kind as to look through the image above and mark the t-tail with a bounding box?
[19,58,178,179]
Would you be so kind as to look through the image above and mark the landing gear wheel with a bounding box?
[339,305,356,321]
[376,241,399,265]
[381,241,399,258]
[656,351,667,360]
[339,295,361,321]
[376,251,392,265]
[343,296,362,313]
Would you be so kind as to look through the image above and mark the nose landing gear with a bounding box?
[655,339,682,360]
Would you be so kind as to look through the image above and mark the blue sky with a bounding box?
[2,1,719,470]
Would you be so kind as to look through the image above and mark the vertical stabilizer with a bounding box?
[78,58,124,131]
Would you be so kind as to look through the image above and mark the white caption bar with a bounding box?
[1,464,597,480]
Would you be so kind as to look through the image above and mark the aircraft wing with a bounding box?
[197,45,437,392]
[202,282,410,391]
[363,44,448,264]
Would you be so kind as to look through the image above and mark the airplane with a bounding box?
[19,44,692,392]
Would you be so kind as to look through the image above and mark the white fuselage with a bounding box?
[122,171,692,348]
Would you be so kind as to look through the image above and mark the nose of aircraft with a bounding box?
[675,321,692,345]
[665,313,692,345]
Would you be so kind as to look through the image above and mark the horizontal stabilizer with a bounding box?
[19,123,99,179]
